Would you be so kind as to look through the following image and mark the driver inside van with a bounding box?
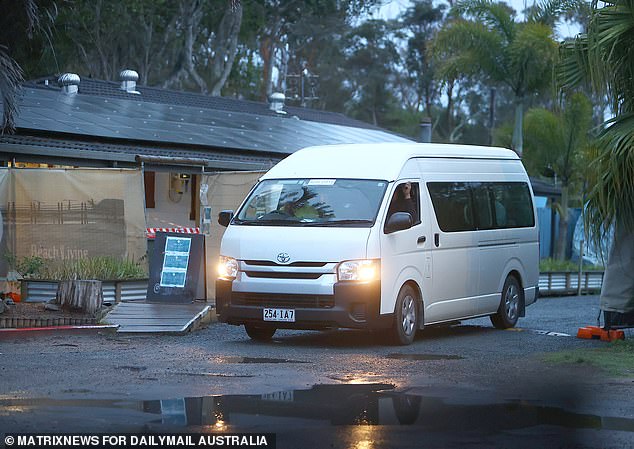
[388,182,417,220]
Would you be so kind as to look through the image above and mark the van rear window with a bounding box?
[427,182,534,232]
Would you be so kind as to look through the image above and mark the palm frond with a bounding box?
[585,113,634,238]
[509,22,558,92]
[0,47,24,134]
[586,0,634,113]
[556,35,590,92]
[527,0,581,26]
[433,18,509,83]
[454,0,516,41]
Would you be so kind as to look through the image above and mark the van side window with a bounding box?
[427,182,475,232]
[489,183,535,228]
[428,182,534,232]
[472,183,493,229]
[387,182,421,225]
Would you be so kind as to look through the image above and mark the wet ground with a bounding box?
[1,295,633,448]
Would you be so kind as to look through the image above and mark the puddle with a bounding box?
[387,353,464,361]
[216,356,309,364]
[2,384,633,435]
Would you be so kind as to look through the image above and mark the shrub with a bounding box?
[5,254,147,280]
[539,258,604,272]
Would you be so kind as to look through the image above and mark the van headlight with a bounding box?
[337,259,380,282]
[218,256,238,280]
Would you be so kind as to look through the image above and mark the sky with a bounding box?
[371,0,582,39]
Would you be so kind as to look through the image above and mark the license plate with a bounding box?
[263,308,295,322]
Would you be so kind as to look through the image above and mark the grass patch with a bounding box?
[539,258,604,272]
[5,253,147,281]
[543,339,634,377]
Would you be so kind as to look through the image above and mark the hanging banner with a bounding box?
[0,168,147,278]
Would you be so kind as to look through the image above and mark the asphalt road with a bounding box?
[1,294,633,449]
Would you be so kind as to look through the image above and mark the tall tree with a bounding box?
[249,0,378,100]
[163,0,243,95]
[434,0,572,156]
[343,19,401,127]
[399,0,446,117]
[558,0,634,324]
[523,93,592,260]
[53,0,242,95]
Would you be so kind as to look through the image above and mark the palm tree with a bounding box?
[558,0,634,326]
[523,93,592,260]
[0,0,44,134]
[434,0,574,156]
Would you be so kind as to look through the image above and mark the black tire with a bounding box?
[391,284,419,345]
[490,276,521,329]
[244,324,276,341]
[392,395,422,425]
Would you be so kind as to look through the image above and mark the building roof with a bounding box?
[529,177,561,198]
[0,76,411,171]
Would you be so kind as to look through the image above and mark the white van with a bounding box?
[216,143,539,345]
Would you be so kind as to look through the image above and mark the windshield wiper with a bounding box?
[316,219,373,226]
[236,219,303,226]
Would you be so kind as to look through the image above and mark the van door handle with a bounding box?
[434,233,440,247]
[417,236,426,244]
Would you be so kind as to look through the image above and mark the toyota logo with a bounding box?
[277,253,291,264]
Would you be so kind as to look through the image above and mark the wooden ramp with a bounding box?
[104,302,213,334]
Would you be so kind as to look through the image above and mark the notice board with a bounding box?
[146,232,206,303]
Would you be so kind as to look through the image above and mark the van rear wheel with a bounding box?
[244,324,276,341]
[391,285,419,345]
[490,276,520,329]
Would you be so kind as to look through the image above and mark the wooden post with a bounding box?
[56,280,103,315]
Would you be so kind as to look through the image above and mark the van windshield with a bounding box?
[234,179,388,227]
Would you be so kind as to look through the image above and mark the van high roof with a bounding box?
[261,143,519,181]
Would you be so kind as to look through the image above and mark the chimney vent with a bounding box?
[419,117,432,143]
[269,92,286,114]
[119,69,140,94]
[58,73,80,95]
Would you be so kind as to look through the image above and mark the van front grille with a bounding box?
[244,271,324,280]
[243,260,328,268]
[232,292,334,309]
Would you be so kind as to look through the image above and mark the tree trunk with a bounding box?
[512,98,524,157]
[56,280,103,315]
[210,1,243,96]
[163,0,207,92]
[554,186,569,261]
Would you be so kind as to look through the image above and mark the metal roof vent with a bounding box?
[269,92,286,114]
[120,69,140,94]
[58,73,80,95]
[419,117,432,143]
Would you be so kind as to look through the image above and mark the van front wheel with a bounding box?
[490,276,520,329]
[391,285,419,345]
[244,324,276,341]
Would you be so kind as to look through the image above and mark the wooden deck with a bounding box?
[104,302,213,334]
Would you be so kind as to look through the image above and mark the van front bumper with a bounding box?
[215,280,392,330]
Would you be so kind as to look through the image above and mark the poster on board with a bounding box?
[147,232,206,303]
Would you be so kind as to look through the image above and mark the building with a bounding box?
[0,71,411,230]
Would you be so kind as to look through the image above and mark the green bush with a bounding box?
[5,253,147,280]
[539,258,604,272]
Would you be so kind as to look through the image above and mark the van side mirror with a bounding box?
[218,210,234,227]
[384,212,413,234]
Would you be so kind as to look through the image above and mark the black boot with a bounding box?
[604,310,634,329]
